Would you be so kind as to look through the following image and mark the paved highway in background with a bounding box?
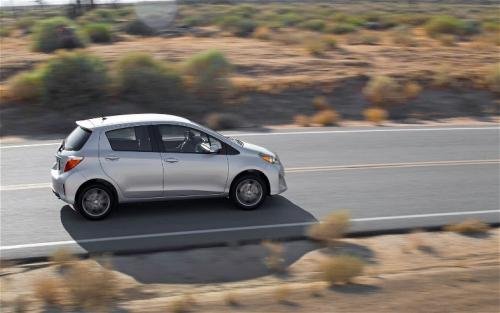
[1,126,499,260]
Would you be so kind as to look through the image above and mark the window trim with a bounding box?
[153,124,227,155]
[105,125,154,153]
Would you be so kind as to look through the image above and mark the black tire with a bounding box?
[75,183,116,220]
[230,174,267,210]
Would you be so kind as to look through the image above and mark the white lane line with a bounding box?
[1,126,498,149]
[0,183,52,191]
[0,142,61,149]
[1,159,498,191]
[1,210,498,251]
[286,159,500,173]
[227,126,499,137]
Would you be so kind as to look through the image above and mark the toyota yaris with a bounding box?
[51,114,287,220]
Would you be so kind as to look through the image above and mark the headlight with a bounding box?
[260,153,277,164]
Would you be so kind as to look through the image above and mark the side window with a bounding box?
[106,126,152,152]
[158,125,215,154]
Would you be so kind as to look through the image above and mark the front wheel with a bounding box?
[230,174,267,210]
[75,184,116,220]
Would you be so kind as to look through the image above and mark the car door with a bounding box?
[99,125,164,198]
[156,124,228,197]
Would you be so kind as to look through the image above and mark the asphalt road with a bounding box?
[1,125,499,260]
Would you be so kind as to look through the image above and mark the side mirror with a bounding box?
[200,142,220,154]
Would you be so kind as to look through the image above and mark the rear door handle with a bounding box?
[105,155,120,161]
[164,158,179,163]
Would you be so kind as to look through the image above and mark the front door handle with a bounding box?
[164,158,179,163]
[105,155,120,161]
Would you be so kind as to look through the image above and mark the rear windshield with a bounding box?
[62,126,91,151]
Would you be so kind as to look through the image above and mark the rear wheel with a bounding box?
[230,174,267,210]
[75,184,115,220]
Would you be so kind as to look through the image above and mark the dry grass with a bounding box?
[253,26,271,40]
[363,107,388,124]
[307,211,350,243]
[169,294,195,313]
[49,248,77,267]
[437,34,457,46]
[484,64,500,94]
[294,114,311,127]
[432,66,456,88]
[273,285,291,304]
[33,276,64,307]
[64,261,120,311]
[205,113,240,130]
[363,75,403,106]
[444,219,490,235]
[319,255,364,285]
[262,240,285,273]
[311,109,340,126]
[223,291,240,306]
[312,95,330,110]
[404,82,422,99]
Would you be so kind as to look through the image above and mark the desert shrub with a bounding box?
[346,33,380,45]
[218,15,256,37]
[183,50,232,97]
[392,13,430,26]
[322,36,337,49]
[482,20,500,32]
[461,20,481,36]
[294,114,310,127]
[33,276,64,306]
[7,70,43,103]
[392,26,418,46]
[319,255,364,285]
[444,219,490,235]
[276,12,302,27]
[252,26,271,40]
[115,53,182,104]
[262,240,285,273]
[312,96,330,110]
[124,19,154,36]
[32,16,85,53]
[299,19,326,32]
[205,113,240,130]
[15,17,36,33]
[485,64,500,94]
[41,51,108,108]
[65,261,119,311]
[0,27,10,37]
[424,15,466,38]
[327,23,357,34]
[331,13,364,26]
[227,4,258,18]
[311,109,340,126]
[79,8,116,24]
[304,39,326,56]
[308,211,350,243]
[404,82,422,99]
[363,107,388,124]
[437,34,457,46]
[169,294,195,313]
[363,75,403,106]
[83,23,112,43]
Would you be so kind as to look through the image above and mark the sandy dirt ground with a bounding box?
[1,229,499,312]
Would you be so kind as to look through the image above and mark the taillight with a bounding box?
[64,156,84,172]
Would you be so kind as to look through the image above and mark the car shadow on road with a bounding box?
[60,195,319,284]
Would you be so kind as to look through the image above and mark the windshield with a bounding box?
[62,126,91,151]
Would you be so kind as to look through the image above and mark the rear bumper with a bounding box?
[51,168,85,205]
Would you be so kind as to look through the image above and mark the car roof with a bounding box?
[76,114,193,130]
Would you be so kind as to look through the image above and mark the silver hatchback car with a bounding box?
[51,114,287,220]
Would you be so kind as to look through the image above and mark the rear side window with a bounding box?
[106,126,152,152]
[63,126,91,151]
